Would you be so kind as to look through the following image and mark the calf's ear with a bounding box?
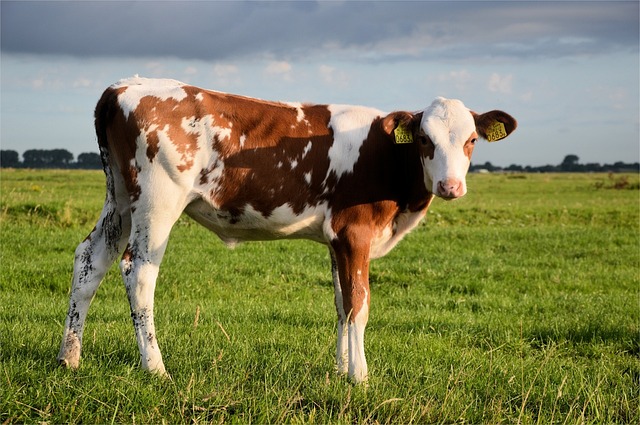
[382,111,414,135]
[382,112,423,144]
[472,110,517,142]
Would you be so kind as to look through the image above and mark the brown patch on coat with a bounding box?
[193,92,335,218]
[420,136,435,161]
[94,86,142,203]
[331,224,372,319]
[464,131,478,160]
[146,131,160,163]
[129,87,203,172]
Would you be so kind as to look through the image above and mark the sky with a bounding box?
[1,0,638,167]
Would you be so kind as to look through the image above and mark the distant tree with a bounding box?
[0,150,20,168]
[77,152,102,169]
[51,149,74,167]
[585,163,603,172]
[561,154,580,171]
[23,149,74,168]
[21,150,41,167]
[505,164,524,172]
[538,164,559,173]
[470,161,500,172]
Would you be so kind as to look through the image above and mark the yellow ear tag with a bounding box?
[394,124,413,144]
[486,121,507,142]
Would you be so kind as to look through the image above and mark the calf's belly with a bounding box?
[184,199,328,246]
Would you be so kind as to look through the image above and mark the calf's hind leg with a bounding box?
[58,200,129,368]
[120,208,181,376]
[330,249,349,375]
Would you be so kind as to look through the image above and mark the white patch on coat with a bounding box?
[184,202,328,246]
[369,209,429,259]
[325,104,382,182]
[114,76,188,119]
[302,141,312,158]
[348,287,369,383]
[322,207,337,242]
[285,102,307,124]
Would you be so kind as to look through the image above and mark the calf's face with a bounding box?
[418,97,517,199]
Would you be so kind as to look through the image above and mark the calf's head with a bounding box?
[384,97,517,199]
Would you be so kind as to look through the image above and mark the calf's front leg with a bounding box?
[331,233,371,383]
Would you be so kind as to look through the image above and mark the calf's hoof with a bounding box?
[57,356,79,370]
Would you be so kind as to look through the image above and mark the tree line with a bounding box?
[0,149,638,173]
[469,154,639,173]
[1,149,102,169]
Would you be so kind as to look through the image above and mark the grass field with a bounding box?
[1,169,638,424]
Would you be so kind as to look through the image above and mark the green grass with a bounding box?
[1,169,638,423]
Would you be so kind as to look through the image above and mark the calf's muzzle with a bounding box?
[436,178,465,199]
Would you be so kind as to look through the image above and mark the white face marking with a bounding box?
[326,104,383,182]
[114,76,188,118]
[239,134,247,148]
[421,97,475,196]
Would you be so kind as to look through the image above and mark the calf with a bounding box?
[58,76,517,382]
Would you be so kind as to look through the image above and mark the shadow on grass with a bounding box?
[526,321,639,356]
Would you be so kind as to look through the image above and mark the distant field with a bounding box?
[1,169,638,424]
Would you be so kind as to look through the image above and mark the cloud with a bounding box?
[72,78,93,89]
[520,91,534,102]
[265,61,293,81]
[144,61,170,77]
[488,73,513,94]
[318,65,335,82]
[31,77,45,90]
[212,63,239,79]
[318,65,349,87]
[1,1,637,62]
[184,66,198,76]
[435,70,472,91]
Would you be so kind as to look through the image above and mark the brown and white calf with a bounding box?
[58,76,517,382]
